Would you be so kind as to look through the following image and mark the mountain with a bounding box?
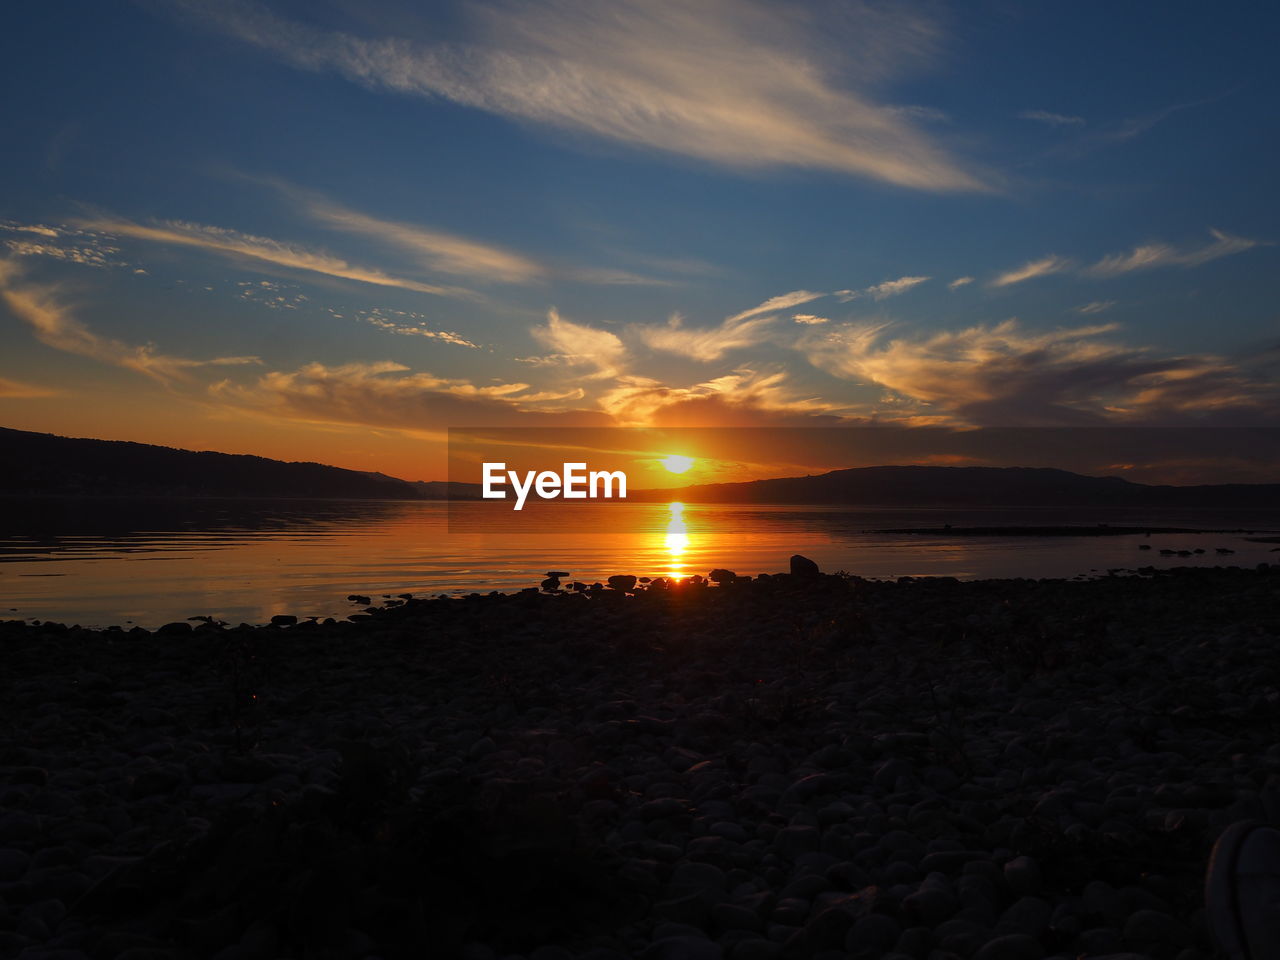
[631,465,1280,507]
[0,426,445,499]
[4,427,1277,506]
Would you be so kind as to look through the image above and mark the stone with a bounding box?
[730,940,780,960]
[1123,909,1190,949]
[1003,856,1042,897]
[971,934,1045,960]
[790,555,821,577]
[902,887,958,926]
[772,826,820,858]
[640,937,723,960]
[0,848,30,881]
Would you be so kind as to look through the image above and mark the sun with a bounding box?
[661,454,695,474]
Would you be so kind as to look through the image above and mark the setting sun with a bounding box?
[662,454,695,474]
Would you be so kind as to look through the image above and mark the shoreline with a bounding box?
[1,565,1277,958]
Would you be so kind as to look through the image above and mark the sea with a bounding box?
[1,497,1278,629]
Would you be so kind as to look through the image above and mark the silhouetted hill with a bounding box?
[633,465,1280,507]
[0,427,445,499]
[6,428,1277,506]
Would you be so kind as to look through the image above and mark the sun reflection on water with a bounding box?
[664,501,689,577]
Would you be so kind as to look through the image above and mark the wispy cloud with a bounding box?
[636,290,826,362]
[2,221,129,269]
[0,259,260,384]
[801,318,1280,426]
[990,254,1073,287]
[792,314,829,325]
[726,290,826,324]
[599,368,843,426]
[1086,229,1261,276]
[74,216,477,299]
[0,375,60,398]
[1076,300,1116,315]
[1018,109,1085,126]
[865,275,930,300]
[210,360,608,431]
[169,0,985,191]
[293,192,545,285]
[361,309,480,348]
[639,311,778,362]
[948,276,973,289]
[530,308,626,378]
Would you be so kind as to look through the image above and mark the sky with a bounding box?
[1,0,1278,482]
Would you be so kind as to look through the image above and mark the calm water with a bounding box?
[1,498,1277,628]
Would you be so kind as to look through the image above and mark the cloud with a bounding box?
[1076,300,1116,315]
[1018,109,1085,126]
[362,312,480,348]
[1,222,60,238]
[598,368,845,426]
[170,0,985,191]
[801,317,1280,426]
[2,221,129,269]
[210,360,609,431]
[0,376,60,398]
[865,275,929,300]
[948,276,973,289]
[0,259,260,384]
[635,290,824,362]
[792,314,829,325]
[530,308,626,378]
[990,254,1073,287]
[638,313,769,362]
[293,192,546,285]
[726,290,826,324]
[1086,229,1261,277]
[75,216,477,299]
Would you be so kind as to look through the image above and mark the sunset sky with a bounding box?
[2,1,1277,482]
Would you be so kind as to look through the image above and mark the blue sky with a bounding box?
[1,0,1277,479]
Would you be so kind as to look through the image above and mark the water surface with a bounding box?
[1,498,1277,628]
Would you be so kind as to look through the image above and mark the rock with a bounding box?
[790,555,821,577]
[730,939,779,960]
[709,569,738,583]
[670,862,727,897]
[608,575,638,592]
[971,934,1045,960]
[640,936,723,960]
[1003,856,1042,896]
[902,887,958,926]
[772,826,820,858]
[873,759,915,793]
[269,614,297,626]
[0,848,31,881]
[845,913,899,954]
[1123,909,1190,949]
[0,812,40,843]
[996,898,1051,938]
[641,797,687,820]
[713,903,763,932]
[156,621,192,635]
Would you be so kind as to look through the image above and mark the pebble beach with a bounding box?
[3,563,1279,960]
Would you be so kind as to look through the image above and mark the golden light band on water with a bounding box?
[664,501,689,576]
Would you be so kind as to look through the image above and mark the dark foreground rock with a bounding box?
[1,565,1278,959]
